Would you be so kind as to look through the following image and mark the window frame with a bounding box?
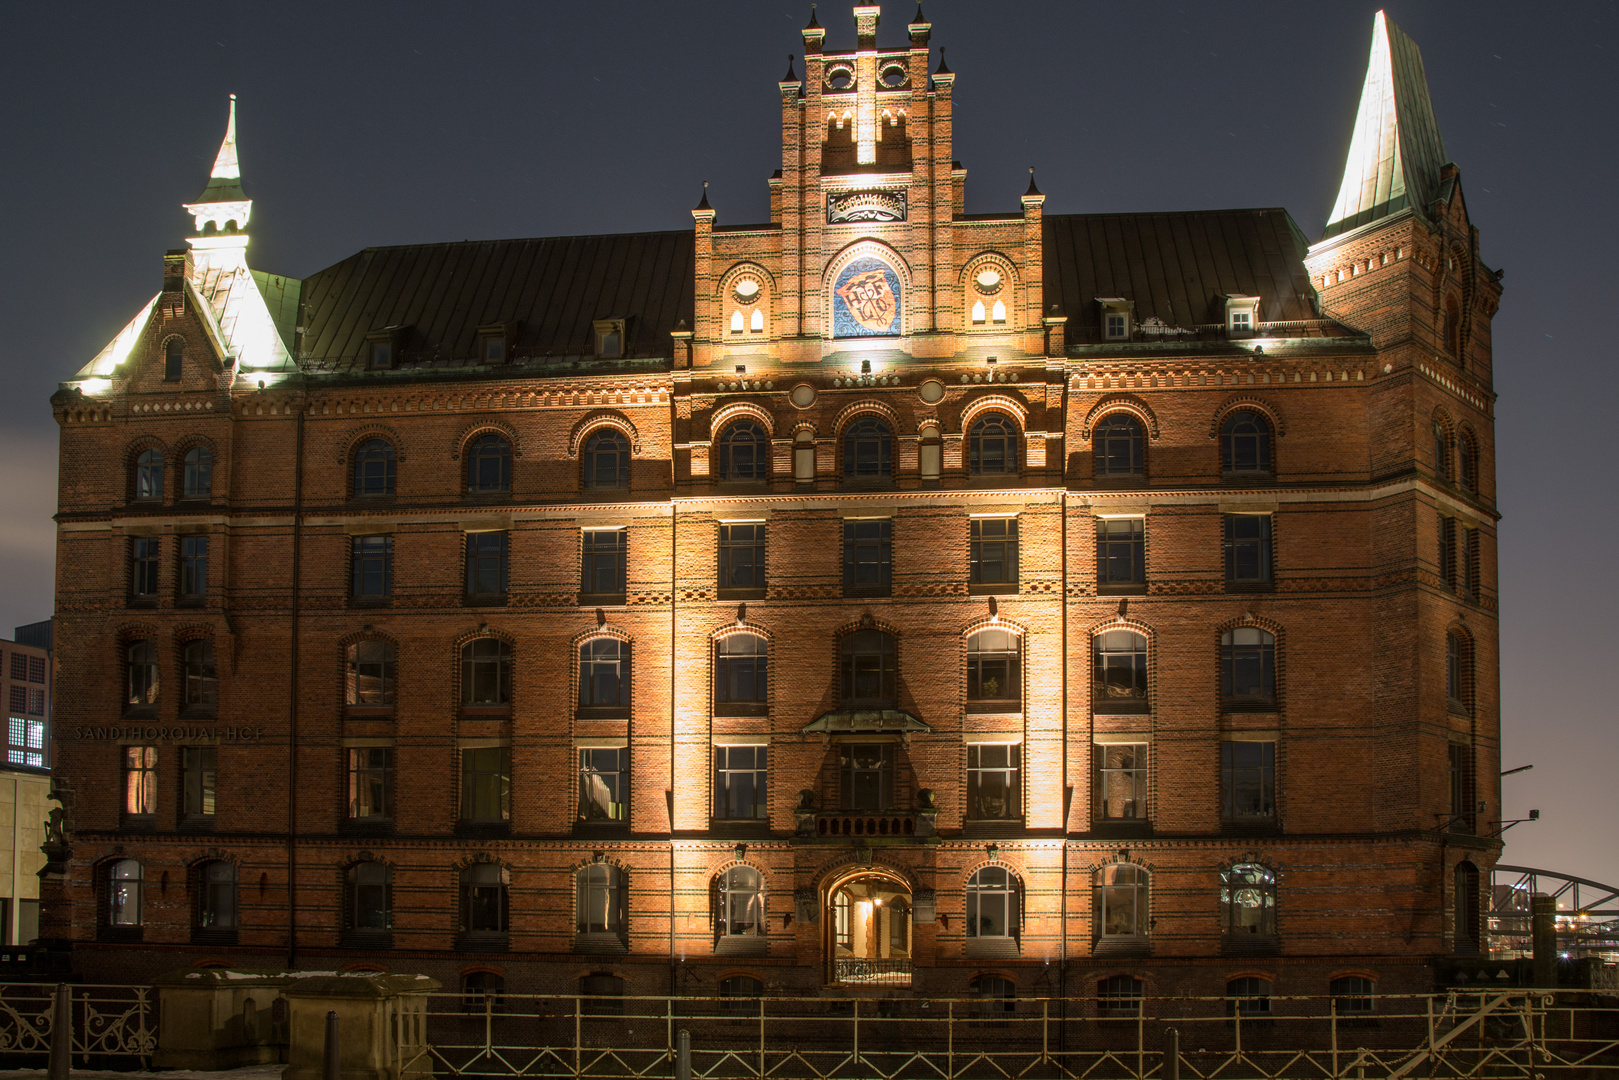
[1220,862,1278,939]
[712,743,768,821]
[178,535,209,602]
[465,434,513,495]
[459,745,512,824]
[107,859,144,927]
[966,865,1020,941]
[347,747,394,823]
[345,639,397,707]
[346,861,393,933]
[1095,863,1149,945]
[967,414,1019,477]
[968,517,1019,592]
[842,416,893,480]
[1223,514,1273,588]
[464,530,510,603]
[717,421,768,482]
[1220,411,1273,476]
[352,439,397,498]
[177,637,212,708]
[582,428,631,490]
[123,745,158,820]
[965,629,1021,712]
[581,528,627,600]
[713,633,768,714]
[717,522,766,596]
[350,534,394,602]
[130,537,160,601]
[716,866,766,940]
[1094,742,1148,823]
[133,449,164,503]
[1220,627,1277,706]
[126,641,159,709]
[196,860,239,932]
[180,744,216,823]
[460,638,513,708]
[460,862,510,936]
[578,637,631,716]
[575,863,627,937]
[1093,414,1145,478]
[838,742,895,811]
[578,745,630,823]
[181,447,213,500]
[839,630,896,707]
[966,742,1022,821]
[1092,629,1149,714]
[1220,739,1277,822]
[842,519,892,597]
[1096,517,1146,593]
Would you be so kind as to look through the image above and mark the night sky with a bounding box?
[2,2,1613,885]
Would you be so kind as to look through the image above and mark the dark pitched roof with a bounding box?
[1043,209,1329,343]
[298,230,693,374]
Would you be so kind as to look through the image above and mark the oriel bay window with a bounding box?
[1221,740,1277,822]
[578,745,629,823]
[714,634,767,714]
[1094,742,1148,823]
[578,637,630,717]
[843,519,892,596]
[839,744,894,810]
[718,522,766,595]
[969,517,1019,591]
[464,531,509,602]
[1096,518,1145,592]
[966,742,1021,821]
[1092,630,1148,713]
[714,744,768,821]
[966,629,1021,711]
[460,745,511,827]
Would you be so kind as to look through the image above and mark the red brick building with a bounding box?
[45,7,1502,1006]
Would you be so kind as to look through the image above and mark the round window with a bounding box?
[826,66,854,91]
[975,268,1003,292]
[880,63,907,88]
[733,278,760,303]
[790,384,817,408]
[918,379,945,404]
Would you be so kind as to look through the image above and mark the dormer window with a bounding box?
[366,328,403,370]
[594,318,626,359]
[477,326,509,364]
[1224,296,1260,339]
[369,341,393,370]
[1096,298,1133,342]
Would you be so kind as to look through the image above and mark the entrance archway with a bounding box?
[825,868,912,986]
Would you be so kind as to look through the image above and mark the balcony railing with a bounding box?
[816,813,914,837]
[833,957,912,986]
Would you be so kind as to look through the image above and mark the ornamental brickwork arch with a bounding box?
[1082,394,1159,440]
[567,411,640,457]
[1208,395,1286,439]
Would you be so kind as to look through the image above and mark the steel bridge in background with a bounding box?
[1492,865,1619,962]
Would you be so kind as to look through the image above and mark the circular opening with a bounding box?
[733,278,760,301]
[827,66,854,90]
[918,379,945,404]
[919,423,940,439]
[880,64,907,88]
[976,268,1002,291]
[790,384,817,408]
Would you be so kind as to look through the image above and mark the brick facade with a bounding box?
[44,6,1503,1004]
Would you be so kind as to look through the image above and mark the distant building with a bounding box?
[44,6,1501,1004]
[1,629,54,946]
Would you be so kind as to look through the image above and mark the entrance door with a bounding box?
[826,873,912,986]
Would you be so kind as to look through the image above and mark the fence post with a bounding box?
[852,998,859,1068]
[1164,1027,1178,1080]
[47,983,69,1080]
[322,1010,340,1080]
[574,997,582,1080]
[676,1029,690,1080]
[946,999,953,1080]
[1042,1000,1049,1065]
[758,996,765,1080]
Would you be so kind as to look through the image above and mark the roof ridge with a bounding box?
[351,228,694,255]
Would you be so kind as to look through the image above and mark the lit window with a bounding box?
[1094,743,1147,822]
[713,744,768,820]
[967,866,1019,940]
[966,630,1020,710]
[578,746,629,822]
[108,860,144,927]
[123,746,157,816]
[1220,862,1277,937]
[966,743,1021,820]
[969,517,1018,587]
[1095,864,1148,942]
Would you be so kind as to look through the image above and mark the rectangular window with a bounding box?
[124,746,157,817]
[1221,740,1276,821]
[8,654,24,681]
[8,687,25,714]
[369,341,393,370]
[131,537,160,599]
[179,536,209,600]
[1095,743,1148,821]
[181,746,216,820]
[1223,515,1272,586]
[579,746,629,822]
[1096,518,1145,590]
[351,535,393,599]
[838,744,894,811]
[7,717,45,769]
[581,529,627,596]
[1439,515,1457,591]
[460,746,511,822]
[718,523,766,593]
[1448,742,1476,833]
[1105,312,1129,340]
[966,743,1021,820]
[969,517,1019,589]
[25,689,42,717]
[1458,525,1478,601]
[713,744,768,820]
[465,531,509,600]
[348,747,393,820]
[27,657,44,685]
[843,519,892,596]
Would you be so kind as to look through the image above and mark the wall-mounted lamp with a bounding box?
[861,359,872,374]
[986,356,998,365]
[735,364,746,373]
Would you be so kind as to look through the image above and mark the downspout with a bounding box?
[669,380,679,994]
[286,403,305,969]
[1058,376,1070,1042]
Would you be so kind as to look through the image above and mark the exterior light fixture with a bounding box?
[986,843,999,861]
[861,359,872,374]
[734,842,748,861]
[986,356,998,366]
[736,365,746,373]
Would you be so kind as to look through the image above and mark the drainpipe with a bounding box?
[1058,375,1070,1041]
[669,387,679,994]
[286,404,305,969]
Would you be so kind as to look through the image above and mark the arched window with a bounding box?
[991,300,1007,324]
[843,416,892,478]
[164,338,184,381]
[460,971,505,1014]
[1330,976,1375,1015]
[718,975,763,1014]
[1096,864,1148,943]
[1227,976,1272,1017]
[196,861,238,931]
[346,862,392,931]
[1221,863,1277,938]
[1446,632,1468,710]
[966,629,1021,710]
[1092,630,1148,711]
[352,439,396,497]
[182,640,217,709]
[968,414,1018,476]
[182,447,213,499]
[583,429,630,489]
[346,640,397,706]
[1097,975,1144,1017]
[1094,414,1144,477]
[461,638,512,706]
[750,309,765,333]
[1456,430,1477,492]
[578,638,630,711]
[715,633,767,705]
[718,420,768,481]
[840,629,896,705]
[461,863,509,935]
[1220,411,1272,475]
[1454,861,1481,952]
[465,434,512,494]
[971,300,986,324]
[1444,296,1461,357]
[580,972,624,1016]
[107,860,143,926]
[126,640,158,706]
[1221,627,1276,704]
[717,866,765,939]
[966,866,1019,940]
[134,449,164,501]
[730,310,744,334]
[576,864,627,937]
[970,974,1016,1016]
[1433,418,1451,481]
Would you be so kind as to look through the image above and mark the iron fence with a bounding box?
[0,983,155,1067]
[410,990,1619,1079]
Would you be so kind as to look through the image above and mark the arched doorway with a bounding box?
[825,868,912,986]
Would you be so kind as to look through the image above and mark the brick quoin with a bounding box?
[43,7,1502,1002]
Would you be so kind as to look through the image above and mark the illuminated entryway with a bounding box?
[826,869,912,986]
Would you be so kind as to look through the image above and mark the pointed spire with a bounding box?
[934,46,950,74]
[185,95,253,234]
[805,3,819,29]
[1025,166,1041,197]
[1322,11,1448,239]
[912,3,926,24]
[695,180,711,212]
[782,53,799,83]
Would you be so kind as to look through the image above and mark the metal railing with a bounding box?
[0,983,155,1067]
[408,990,1619,1079]
[830,956,911,986]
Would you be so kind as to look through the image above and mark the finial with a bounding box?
[912,3,926,23]
[1025,166,1041,196]
[934,47,951,74]
[783,53,798,82]
[695,180,711,211]
[806,3,820,29]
